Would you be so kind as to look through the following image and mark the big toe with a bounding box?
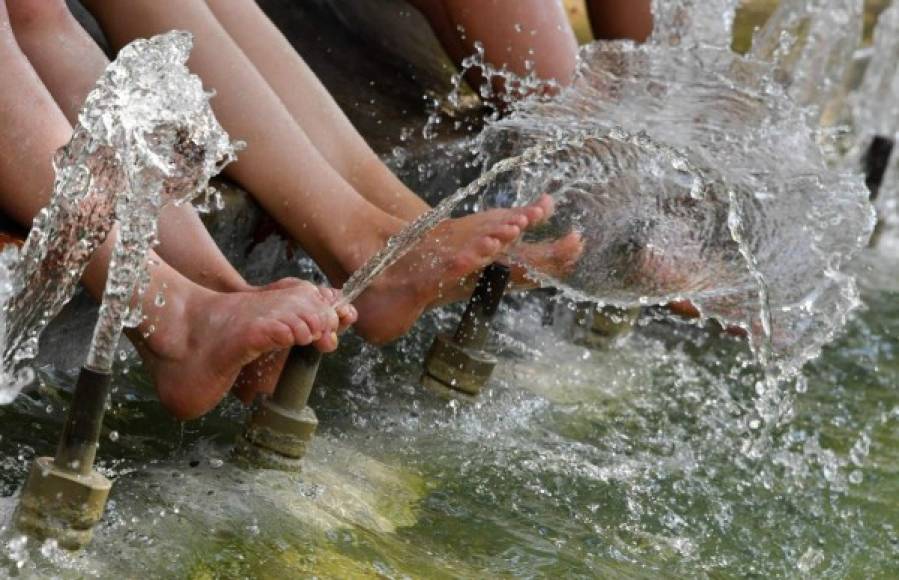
[510,231,584,279]
[521,194,555,227]
[554,231,585,265]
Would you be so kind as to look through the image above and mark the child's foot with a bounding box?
[350,195,577,344]
[133,281,356,420]
[506,231,586,288]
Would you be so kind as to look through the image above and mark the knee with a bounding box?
[7,0,73,31]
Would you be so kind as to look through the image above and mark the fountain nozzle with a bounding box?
[14,366,113,550]
[574,303,640,347]
[863,135,895,202]
[421,263,510,400]
[233,345,321,471]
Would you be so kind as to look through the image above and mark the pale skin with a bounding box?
[406,0,653,93]
[0,0,358,421]
[75,0,584,344]
[0,1,574,417]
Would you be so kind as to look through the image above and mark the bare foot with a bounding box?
[229,280,356,405]
[133,280,357,420]
[506,231,585,288]
[351,195,564,344]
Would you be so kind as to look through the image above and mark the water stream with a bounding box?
[2,31,238,380]
[0,0,898,577]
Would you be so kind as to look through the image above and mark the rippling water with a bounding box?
[1,242,897,576]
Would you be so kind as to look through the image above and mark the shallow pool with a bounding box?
[0,228,896,577]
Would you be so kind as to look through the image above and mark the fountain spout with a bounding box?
[14,366,113,550]
[421,263,510,400]
[863,135,895,201]
[233,345,322,472]
[11,30,240,550]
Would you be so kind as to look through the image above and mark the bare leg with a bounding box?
[586,0,653,42]
[7,0,250,294]
[407,0,579,93]
[7,0,301,404]
[204,0,428,221]
[201,0,583,303]
[0,1,355,419]
[81,0,573,344]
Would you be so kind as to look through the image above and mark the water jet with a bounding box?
[9,31,240,550]
[421,263,510,400]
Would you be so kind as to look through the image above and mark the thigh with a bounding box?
[586,0,653,42]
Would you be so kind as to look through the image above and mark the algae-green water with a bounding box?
[1,238,897,577]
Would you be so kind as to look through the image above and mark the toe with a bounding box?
[522,194,555,226]
[492,223,522,244]
[337,304,357,330]
[477,235,503,257]
[287,317,315,345]
[319,307,340,334]
[313,331,339,353]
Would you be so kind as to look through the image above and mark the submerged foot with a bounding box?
[506,231,585,288]
[134,281,356,420]
[350,194,582,344]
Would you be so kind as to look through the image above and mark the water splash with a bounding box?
[3,31,238,378]
[422,40,560,142]
[478,41,874,377]
[850,2,899,140]
[650,0,738,47]
[751,0,864,116]
[339,140,561,305]
[0,247,32,404]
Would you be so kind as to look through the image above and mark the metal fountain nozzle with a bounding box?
[863,134,895,202]
[574,303,641,347]
[15,366,113,550]
[421,263,511,400]
[234,345,322,472]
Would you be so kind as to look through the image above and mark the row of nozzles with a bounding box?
[11,262,639,550]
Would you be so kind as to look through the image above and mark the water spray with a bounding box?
[421,263,510,400]
[233,345,322,471]
[11,31,240,549]
[573,303,641,347]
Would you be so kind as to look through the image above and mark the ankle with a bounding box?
[337,211,405,275]
[138,279,214,360]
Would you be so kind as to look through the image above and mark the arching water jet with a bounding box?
[12,31,239,550]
